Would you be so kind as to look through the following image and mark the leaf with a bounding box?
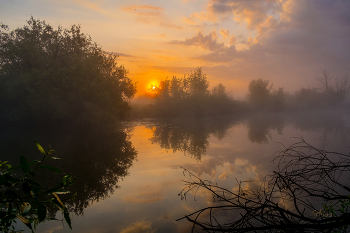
[16,214,29,224]
[16,214,34,232]
[35,141,45,154]
[20,202,31,214]
[20,155,30,173]
[50,157,61,160]
[64,210,72,229]
[30,190,36,198]
[37,204,46,222]
[52,193,65,209]
[48,149,56,155]
[38,165,62,173]
[61,174,74,186]
[52,189,70,194]
[50,199,64,212]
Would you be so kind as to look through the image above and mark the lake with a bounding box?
[8,110,350,232]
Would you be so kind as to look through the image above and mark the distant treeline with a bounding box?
[132,67,350,118]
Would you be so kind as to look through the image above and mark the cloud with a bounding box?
[185,0,282,29]
[122,5,164,11]
[219,28,229,39]
[183,0,350,93]
[229,35,236,45]
[185,10,218,23]
[193,45,243,63]
[121,4,182,29]
[120,221,154,233]
[123,190,163,203]
[219,170,228,180]
[110,52,135,57]
[169,29,224,51]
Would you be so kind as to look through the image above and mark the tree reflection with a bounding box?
[245,112,350,145]
[246,115,284,144]
[289,111,350,147]
[0,121,137,215]
[60,123,137,214]
[149,117,240,161]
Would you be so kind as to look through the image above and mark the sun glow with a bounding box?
[146,80,160,92]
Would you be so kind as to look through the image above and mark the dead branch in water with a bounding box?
[177,138,350,232]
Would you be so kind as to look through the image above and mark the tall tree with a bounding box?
[0,17,136,123]
[188,67,210,97]
[248,78,272,108]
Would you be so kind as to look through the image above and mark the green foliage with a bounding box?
[0,143,74,232]
[0,17,136,124]
[319,197,350,232]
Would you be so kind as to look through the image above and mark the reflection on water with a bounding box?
[4,111,350,232]
[0,121,137,217]
[148,116,240,161]
[246,114,284,144]
[59,124,137,214]
[148,111,350,155]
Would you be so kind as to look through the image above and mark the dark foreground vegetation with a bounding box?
[178,139,350,232]
[0,143,74,232]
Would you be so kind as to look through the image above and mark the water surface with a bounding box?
[9,111,350,232]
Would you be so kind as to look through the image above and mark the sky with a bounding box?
[1,0,350,98]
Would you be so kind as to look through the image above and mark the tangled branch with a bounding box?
[177,138,350,232]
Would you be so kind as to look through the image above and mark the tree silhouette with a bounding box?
[248,79,272,108]
[0,17,136,124]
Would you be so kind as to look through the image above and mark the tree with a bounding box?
[315,68,350,105]
[211,83,228,100]
[248,78,271,108]
[270,87,285,111]
[178,138,350,232]
[0,17,136,124]
[188,67,210,97]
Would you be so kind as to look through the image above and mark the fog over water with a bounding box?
[5,111,348,232]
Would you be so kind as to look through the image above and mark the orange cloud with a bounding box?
[121,4,182,29]
[229,35,237,45]
[120,221,153,233]
[169,29,224,51]
[184,10,218,24]
[122,5,164,11]
[220,28,229,39]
